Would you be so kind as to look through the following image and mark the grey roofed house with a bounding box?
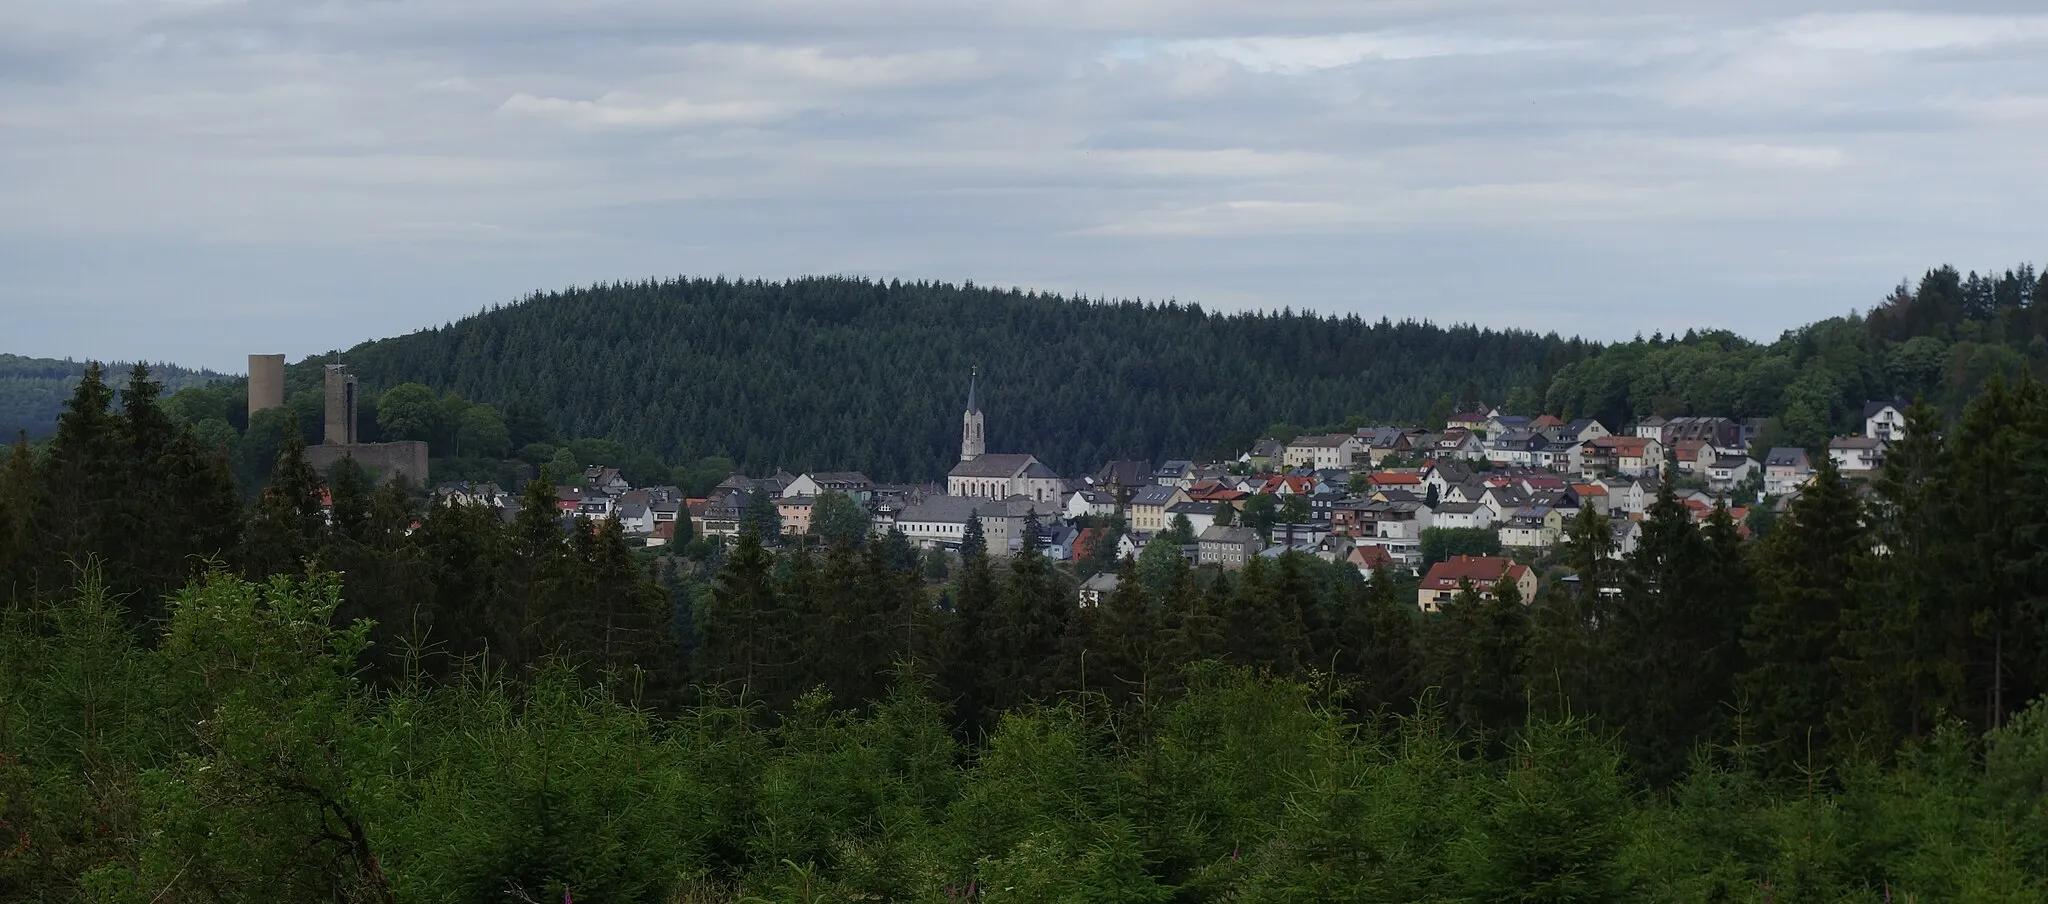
[1167,500,1221,517]
[1434,501,1485,515]
[1095,459,1153,488]
[950,452,1045,479]
[1765,447,1811,469]
[617,503,648,520]
[1199,525,1261,546]
[1830,436,1884,450]
[1863,399,1905,419]
[1130,484,1182,507]
[1249,440,1284,461]
[1156,459,1194,480]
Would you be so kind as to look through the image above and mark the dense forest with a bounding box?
[296,276,1585,479]
[5,363,2048,901]
[0,354,226,439]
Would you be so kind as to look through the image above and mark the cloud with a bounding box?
[3,0,2047,370]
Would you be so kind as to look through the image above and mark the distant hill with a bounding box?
[318,277,1589,480]
[0,354,234,439]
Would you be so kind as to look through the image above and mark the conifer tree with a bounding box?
[1349,565,1420,714]
[1222,554,1307,674]
[1741,455,1868,771]
[1604,482,1736,784]
[1157,556,1225,684]
[40,362,128,593]
[961,513,986,560]
[1091,556,1155,705]
[944,529,1000,731]
[239,432,327,578]
[0,431,38,602]
[701,521,783,700]
[991,522,1071,703]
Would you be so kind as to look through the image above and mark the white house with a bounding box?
[1431,501,1497,530]
[1284,434,1363,470]
[1065,489,1117,521]
[1828,436,1885,473]
[782,471,874,503]
[1864,402,1906,442]
[1165,500,1223,536]
[1763,447,1813,496]
[1705,456,1757,492]
[897,496,1018,555]
[1128,485,1191,532]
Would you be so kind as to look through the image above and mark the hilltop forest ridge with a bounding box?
[6,264,2045,479]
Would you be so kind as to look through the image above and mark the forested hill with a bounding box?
[323,277,1587,479]
[0,354,229,438]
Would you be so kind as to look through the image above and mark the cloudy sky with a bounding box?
[5,1,2046,372]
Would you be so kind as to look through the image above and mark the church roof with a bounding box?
[950,452,1040,479]
[966,370,980,413]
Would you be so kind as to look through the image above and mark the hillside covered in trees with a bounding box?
[0,354,227,439]
[315,277,1585,479]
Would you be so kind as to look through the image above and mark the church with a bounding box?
[946,369,1064,504]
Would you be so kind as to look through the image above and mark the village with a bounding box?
[430,374,1910,612]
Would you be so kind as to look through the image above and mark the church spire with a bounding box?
[960,365,985,462]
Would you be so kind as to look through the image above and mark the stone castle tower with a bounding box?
[960,366,985,462]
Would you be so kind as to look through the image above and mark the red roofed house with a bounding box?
[1571,483,1610,516]
[1348,544,1397,576]
[1673,439,1709,475]
[1369,472,1425,493]
[1417,555,1538,613]
[1580,436,1664,478]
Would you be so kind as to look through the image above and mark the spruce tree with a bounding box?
[1222,554,1307,674]
[1740,454,1868,772]
[701,522,783,700]
[40,362,128,593]
[1350,565,1420,715]
[239,432,327,578]
[1091,556,1155,705]
[0,431,38,603]
[992,523,1071,703]
[944,531,1000,731]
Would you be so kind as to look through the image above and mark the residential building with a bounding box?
[1285,433,1362,470]
[1633,415,1668,440]
[1197,526,1262,569]
[1165,500,1223,536]
[1095,459,1155,498]
[1497,507,1557,550]
[1706,456,1757,492]
[1763,447,1813,496]
[1064,489,1118,520]
[1128,484,1191,532]
[1446,409,1492,432]
[1431,501,1496,530]
[782,471,874,503]
[1078,572,1120,607]
[776,495,814,536]
[1580,436,1664,478]
[1486,413,1532,437]
[1155,460,1196,487]
[1417,555,1537,613]
[1864,401,1907,442]
[1829,436,1885,474]
[1364,500,1432,567]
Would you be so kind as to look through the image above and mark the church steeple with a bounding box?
[960,365,985,462]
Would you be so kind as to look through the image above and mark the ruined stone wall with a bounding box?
[306,441,429,486]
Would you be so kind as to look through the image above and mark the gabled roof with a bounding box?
[1830,436,1885,450]
[900,495,1012,524]
[952,452,1042,479]
[1289,433,1355,449]
[1199,525,1261,545]
[1764,447,1810,468]
[1131,484,1183,507]
[1096,459,1154,486]
[1420,555,1530,593]
[1863,399,1904,418]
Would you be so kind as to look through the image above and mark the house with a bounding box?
[583,466,631,495]
[1446,409,1493,432]
[614,503,654,536]
[1078,572,1120,607]
[1313,534,1356,564]
[1497,507,1557,550]
[1610,519,1643,558]
[1330,499,1377,537]
[1428,429,1488,461]
[1363,500,1432,567]
[1166,500,1223,536]
[1706,456,1757,492]
[1242,440,1285,471]
[1486,413,1532,437]
[1347,544,1397,577]
[782,472,874,503]
[1116,532,1144,561]
[1368,471,1426,495]
[1602,476,1652,515]
[1155,460,1196,487]
[776,495,814,536]
[1285,434,1362,470]
[1487,429,1549,467]
[1581,436,1664,478]
[1663,417,1743,450]
[1356,426,1422,464]
[1673,440,1711,475]
[897,496,1019,554]
[1571,482,1610,516]
[1198,526,1262,570]
[1763,447,1813,496]
[1044,526,1080,562]
[1128,485,1191,532]
[1431,501,1496,530]
[1864,401,1907,442]
[1417,555,1537,613]
[1828,436,1885,474]
[1553,419,1610,445]
[1633,415,1668,441]
[694,494,745,539]
[950,453,1064,504]
[1065,488,1118,520]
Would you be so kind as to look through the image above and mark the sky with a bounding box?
[4,1,2047,373]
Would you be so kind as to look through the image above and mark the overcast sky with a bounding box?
[5,1,2046,373]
